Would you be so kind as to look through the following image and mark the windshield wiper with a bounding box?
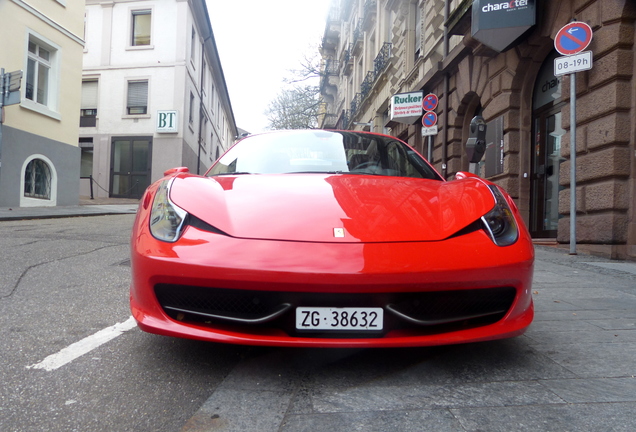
[286,171,344,174]
[211,172,254,176]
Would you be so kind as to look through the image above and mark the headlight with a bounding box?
[149,179,187,242]
[481,185,518,246]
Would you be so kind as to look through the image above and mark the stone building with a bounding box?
[319,0,636,260]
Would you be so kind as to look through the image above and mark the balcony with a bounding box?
[350,93,363,120]
[341,43,353,76]
[341,0,354,21]
[321,5,341,54]
[373,42,392,78]
[352,19,363,55]
[346,43,392,127]
[320,58,339,102]
[362,0,377,30]
[361,71,374,99]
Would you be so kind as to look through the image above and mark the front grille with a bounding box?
[154,284,517,337]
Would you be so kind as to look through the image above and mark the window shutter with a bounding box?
[81,81,98,109]
[127,81,148,112]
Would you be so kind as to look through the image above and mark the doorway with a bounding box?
[529,51,564,238]
[530,106,565,237]
[110,137,152,199]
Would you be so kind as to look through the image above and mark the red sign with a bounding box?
[422,93,438,112]
[554,22,593,56]
[422,111,437,128]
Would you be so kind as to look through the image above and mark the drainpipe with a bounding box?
[442,0,450,179]
[197,35,212,175]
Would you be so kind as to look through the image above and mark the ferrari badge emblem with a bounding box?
[333,228,345,238]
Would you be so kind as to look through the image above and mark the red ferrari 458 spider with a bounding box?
[130,129,534,347]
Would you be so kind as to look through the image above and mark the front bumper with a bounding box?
[130,224,534,348]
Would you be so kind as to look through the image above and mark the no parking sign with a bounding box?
[554,22,592,56]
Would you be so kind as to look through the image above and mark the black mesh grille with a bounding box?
[154,284,517,337]
[388,288,515,321]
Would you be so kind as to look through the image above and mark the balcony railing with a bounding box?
[345,43,392,128]
[320,58,339,91]
[361,71,375,99]
[350,93,363,118]
[353,19,363,43]
[374,42,392,77]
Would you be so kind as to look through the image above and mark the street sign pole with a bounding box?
[569,73,577,255]
[554,21,593,255]
[1,68,5,170]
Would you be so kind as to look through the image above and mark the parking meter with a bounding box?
[466,115,487,164]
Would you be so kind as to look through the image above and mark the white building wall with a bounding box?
[81,0,236,198]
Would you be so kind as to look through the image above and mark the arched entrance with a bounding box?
[530,51,565,238]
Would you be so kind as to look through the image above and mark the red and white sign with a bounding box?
[422,111,438,128]
[422,93,438,112]
[554,22,593,56]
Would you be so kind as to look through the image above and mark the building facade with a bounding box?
[81,0,237,199]
[0,0,85,207]
[320,0,636,260]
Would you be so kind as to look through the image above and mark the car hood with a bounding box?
[169,174,495,243]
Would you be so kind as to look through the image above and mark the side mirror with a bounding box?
[455,171,481,180]
[163,167,189,176]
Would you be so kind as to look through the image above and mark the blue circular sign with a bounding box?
[422,111,437,128]
[555,22,593,56]
[422,93,438,111]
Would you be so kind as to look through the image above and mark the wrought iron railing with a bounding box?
[345,43,393,129]
[320,58,339,91]
[350,93,363,119]
[341,44,352,66]
[374,42,392,76]
[361,71,375,98]
[353,19,363,43]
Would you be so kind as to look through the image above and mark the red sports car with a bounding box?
[130,130,534,347]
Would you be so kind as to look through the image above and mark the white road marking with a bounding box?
[27,316,137,371]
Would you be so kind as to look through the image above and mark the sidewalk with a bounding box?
[0,197,139,221]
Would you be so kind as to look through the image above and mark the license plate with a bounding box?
[296,307,383,331]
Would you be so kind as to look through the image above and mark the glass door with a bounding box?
[110,137,152,199]
[530,107,565,238]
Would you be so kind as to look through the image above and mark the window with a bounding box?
[24,159,52,199]
[202,60,207,95]
[131,10,151,46]
[80,80,98,127]
[127,80,148,115]
[26,38,52,106]
[414,2,422,60]
[189,92,195,124]
[190,27,197,62]
[79,138,94,177]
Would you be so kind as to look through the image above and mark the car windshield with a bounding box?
[207,130,442,180]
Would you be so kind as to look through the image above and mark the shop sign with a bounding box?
[390,91,423,125]
[472,0,536,52]
[157,110,178,133]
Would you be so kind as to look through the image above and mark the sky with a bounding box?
[206,0,332,134]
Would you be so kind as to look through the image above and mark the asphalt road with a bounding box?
[1,214,635,432]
